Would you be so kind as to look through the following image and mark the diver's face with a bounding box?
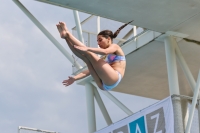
[97,35,110,48]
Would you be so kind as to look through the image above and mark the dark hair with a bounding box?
[98,20,133,41]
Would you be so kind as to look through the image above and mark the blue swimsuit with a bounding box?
[103,54,126,91]
[105,54,126,64]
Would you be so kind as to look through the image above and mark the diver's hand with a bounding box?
[62,76,75,87]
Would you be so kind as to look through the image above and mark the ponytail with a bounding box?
[113,20,134,38]
[98,20,133,41]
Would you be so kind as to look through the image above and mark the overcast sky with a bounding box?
[0,1,158,133]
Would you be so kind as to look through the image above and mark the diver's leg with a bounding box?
[66,40,104,90]
[83,51,119,85]
[56,22,86,47]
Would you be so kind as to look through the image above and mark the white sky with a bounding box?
[0,1,158,133]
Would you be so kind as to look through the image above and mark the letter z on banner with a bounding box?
[95,96,174,133]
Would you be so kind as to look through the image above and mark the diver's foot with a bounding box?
[56,22,69,39]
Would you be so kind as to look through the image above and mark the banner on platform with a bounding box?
[95,96,174,133]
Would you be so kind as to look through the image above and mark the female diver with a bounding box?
[56,21,132,90]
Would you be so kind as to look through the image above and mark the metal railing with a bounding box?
[18,126,58,133]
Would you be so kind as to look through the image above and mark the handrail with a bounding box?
[120,29,149,46]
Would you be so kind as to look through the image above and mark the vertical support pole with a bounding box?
[185,70,200,133]
[164,35,184,133]
[73,10,84,43]
[85,83,96,133]
[73,11,96,133]
[13,0,82,69]
[93,86,112,125]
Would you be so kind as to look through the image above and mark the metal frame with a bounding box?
[174,39,200,133]
[164,35,200,133]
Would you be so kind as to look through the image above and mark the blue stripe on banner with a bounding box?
[129,116,146,133]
